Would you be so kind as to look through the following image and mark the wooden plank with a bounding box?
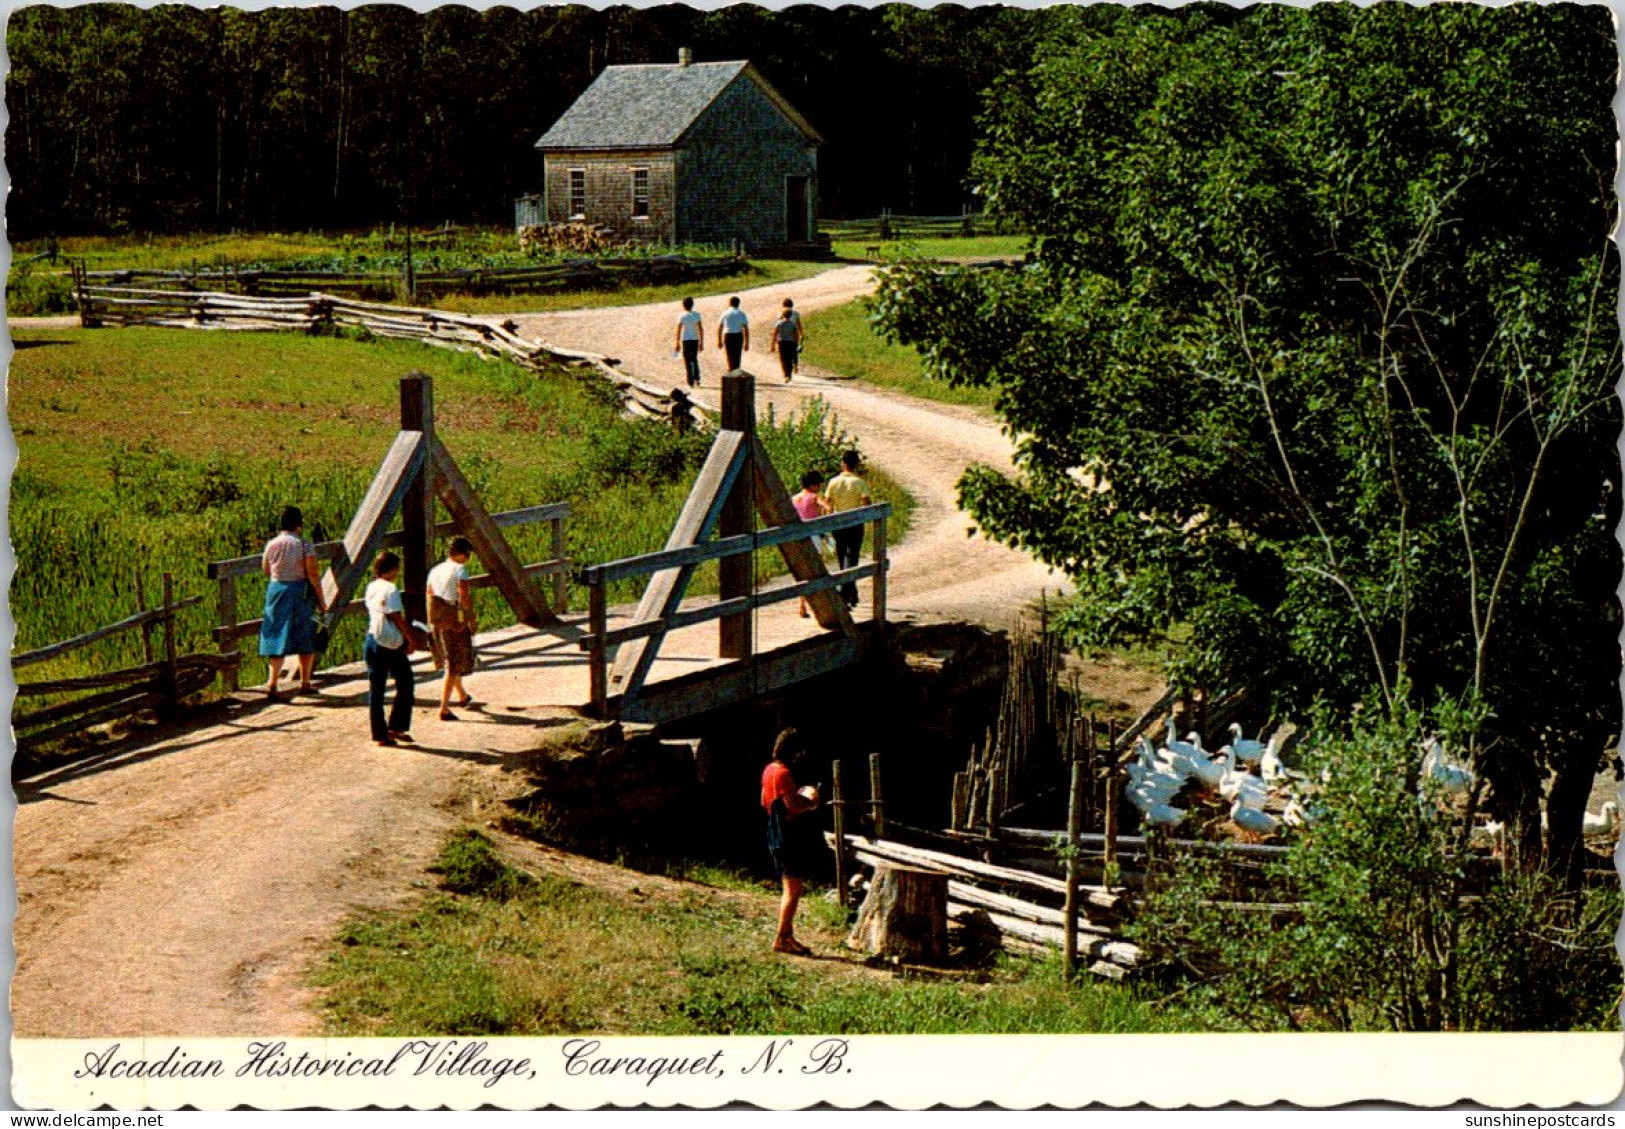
[749,434,853,634]
[837,834,1123,913]
[580,504,888,584]
[206,504,570,580]
[14,691,166,751]
[943,880,1114,937]
[999,825,1291,861]
[608,430,749,703]
[318,430,427,617]
[613,630,870,725]
[580,563,880,650]
[719,374,755,660]
[947,904,1141,967]
[429,436,555,627]
[14,681,159,728]
[13,596,205,669]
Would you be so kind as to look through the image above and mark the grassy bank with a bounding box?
[802,300,997,410]
[10,326,908,695]
[313,830,1205,1036]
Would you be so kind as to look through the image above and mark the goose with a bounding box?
[1260,742,1289,787]
[1230,798,1280,836]
[1228,723,1270,764]
[1420,737,1474,797]
[1582,803,1619,837]
[1281,797,1313,829]
[1142,802,1188,827]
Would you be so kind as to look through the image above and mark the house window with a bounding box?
[631,168,650,219]
[568,169,586,219]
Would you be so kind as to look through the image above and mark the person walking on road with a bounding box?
[259,505,327,699]
[770,298,804,382]
[717,295,750,372]
[427,537,478,723]
[825,450,872,609]
[674,296,704,388]
[364,550,421,747]
[792,469,831,618]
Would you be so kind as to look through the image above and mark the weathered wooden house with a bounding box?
[531,49,824,253]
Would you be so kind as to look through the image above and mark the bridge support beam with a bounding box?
[719,370,755,660]
[399,373,435,627]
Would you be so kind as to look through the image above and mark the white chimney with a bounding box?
[678,47,693,67]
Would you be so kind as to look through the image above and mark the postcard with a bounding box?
[7,0,1622,1113]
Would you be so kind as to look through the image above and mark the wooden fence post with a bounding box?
[216,574,239,692]
[161,572,179,714]
[871,515,887,632]
[588,576,608,717]
[1063,759,1084,979]
[832,759,848,910]
[869,751,886,840]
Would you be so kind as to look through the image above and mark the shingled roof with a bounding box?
[535,59,821,151]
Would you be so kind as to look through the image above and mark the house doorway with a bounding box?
[785,176,809,243]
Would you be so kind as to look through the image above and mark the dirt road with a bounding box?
[12,265,1068,1038]
[506,266,1064,629]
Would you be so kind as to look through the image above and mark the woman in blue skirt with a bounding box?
[259,505,327,699]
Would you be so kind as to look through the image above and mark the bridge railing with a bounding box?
[206,503,572,690]
[576,503,890,715]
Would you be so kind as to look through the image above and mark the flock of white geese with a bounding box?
[1125,718,1307,838]
[1129,719,1620,845]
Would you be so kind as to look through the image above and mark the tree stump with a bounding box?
[847,863,949,963]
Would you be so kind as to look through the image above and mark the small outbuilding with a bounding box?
[531,49,824,253]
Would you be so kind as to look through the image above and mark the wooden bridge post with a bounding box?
[216,574,239,692]
[871,514,888,632]
[719,371,755,660]
[588,576,608,717]
[400,374,435,627]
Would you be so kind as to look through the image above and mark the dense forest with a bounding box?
[5,3,1048,238]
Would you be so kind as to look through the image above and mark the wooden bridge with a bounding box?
[202,370,889,727]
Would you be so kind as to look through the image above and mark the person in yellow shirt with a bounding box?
[823,450,871,608]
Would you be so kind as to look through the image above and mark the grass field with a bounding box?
[312,829,1204,1036]
[802,299,998,410]
[8,228,841,318]
[828,234,1029,263]
[9,325,909,697]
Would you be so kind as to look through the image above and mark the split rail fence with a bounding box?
[13,572,233,753]
[72,284,716,430]
[71,252,744,302]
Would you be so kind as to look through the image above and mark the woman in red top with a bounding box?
[761,727,820,955]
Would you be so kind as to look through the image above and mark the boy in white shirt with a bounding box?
[365,550,421,746]
[427,537,478,721]
[673,297,704,388]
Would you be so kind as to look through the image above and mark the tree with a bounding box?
[871,3,1620,876]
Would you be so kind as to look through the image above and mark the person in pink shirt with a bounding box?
[792,470,830,618]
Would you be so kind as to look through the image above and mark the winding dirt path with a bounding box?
[507,266,1064,629]
[11,266,1068,1039]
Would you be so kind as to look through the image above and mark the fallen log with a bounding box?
[947,903,1141,968]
